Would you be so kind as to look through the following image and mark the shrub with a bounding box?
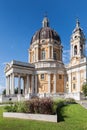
[25,98,53,114]
[64,98,76,104]
[39,98,53,114]
[25,99,39,113]
[5,102,26,113]
[52,99,65,114]
[14,102,26,112]
[82,83,87,98]
[5,104,17,112]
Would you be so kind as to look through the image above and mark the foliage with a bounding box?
[2,89,6,95]
[5,102,26,113]
[5,98,53,114]
[64,98,76,104]
[5,98,76,115]
[52,99,65,114]
[25,98,53,114]
[2,88,23,95]
[82,82,87,97]
[39,98,53,114]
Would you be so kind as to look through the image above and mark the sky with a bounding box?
[0,0,87,93]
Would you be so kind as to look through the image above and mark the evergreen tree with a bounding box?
[82,82,87,98]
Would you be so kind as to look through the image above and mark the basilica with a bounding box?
[4,17,87,100]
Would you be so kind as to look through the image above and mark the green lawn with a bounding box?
[0,104,87,130]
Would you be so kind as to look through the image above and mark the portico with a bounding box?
[5,60,35,96]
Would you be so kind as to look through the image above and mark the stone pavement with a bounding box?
[77,100,87,109]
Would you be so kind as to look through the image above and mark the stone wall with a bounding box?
[3,112,57,122]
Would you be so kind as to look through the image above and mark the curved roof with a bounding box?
[30,17,61,44]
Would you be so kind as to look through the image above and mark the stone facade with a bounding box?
[4,17,87,100]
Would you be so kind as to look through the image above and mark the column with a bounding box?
[83,44,85,56]
[34,48,35,62]
[10,75,12,94]
[84,66,87,82]
[60,48,62,61]
[52,46,53,59]
[6,76,10,95]
[72,45,73,57]
[77,71,80,92]
[11,73,15,95]
[35,75,37,94]
[68,73,72,93]
[32,75,34,94]
[48,45,50,59]
[71,45,72,58]
[22,78,25,95]
[26,75,30,93]
[48,74,51,93]
[64,74,67,93]
[37,46,38,61]
[18,75,21,94]
[54,74,56,93]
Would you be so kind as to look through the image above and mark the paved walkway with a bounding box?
[77,100,87,109]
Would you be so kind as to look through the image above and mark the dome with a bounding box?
[30,17,61,44]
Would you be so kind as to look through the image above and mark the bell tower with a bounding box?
[70,19,86,64]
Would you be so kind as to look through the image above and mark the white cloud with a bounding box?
[2,62,8,65]
[63,49,70,64]
[0,62,6,94]
[63,49,70,53]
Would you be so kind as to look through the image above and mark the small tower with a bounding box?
[70,19,86,63]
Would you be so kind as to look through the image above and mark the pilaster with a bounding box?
[26,75,30,94]
[32,75,34,94]
[68,73,72,93]
[48,74,51,93]
[77,71,80,92]
[54,74,56,93]
[35,75,37,94]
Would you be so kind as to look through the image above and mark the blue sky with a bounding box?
[0,0,87,93]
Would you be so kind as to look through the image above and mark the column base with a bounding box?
[25,93,31,100]
[17,94,21,101]
[65,92,81,100]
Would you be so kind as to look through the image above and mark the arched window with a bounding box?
[80,44,83,55]
[74,45,77,55]
[41,50,45,59]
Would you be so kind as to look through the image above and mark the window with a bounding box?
[41,74,44,80]
[74,45,77,55]
[74,35,77,39]
[53,52,57,60]
[41,50,45,59]
[73,77,76,80]
[59,75,62,79]
[73,84,76,89]
[42,40,45,43]
[80,44,83,55]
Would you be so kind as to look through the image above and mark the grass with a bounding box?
[0,104,87,130]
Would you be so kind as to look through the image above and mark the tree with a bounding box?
[2,89,6,95]
[82,82,87,98]
[2,88,23,95]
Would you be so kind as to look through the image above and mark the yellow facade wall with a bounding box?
[37,73,48,93]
